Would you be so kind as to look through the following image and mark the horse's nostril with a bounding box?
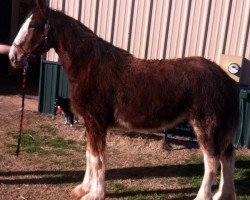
[10,56,15,64]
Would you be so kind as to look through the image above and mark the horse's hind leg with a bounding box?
[192,122,220,200]
[195,151,220,200]
[213,144,236,200]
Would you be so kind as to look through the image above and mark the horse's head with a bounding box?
[9,0,52,68]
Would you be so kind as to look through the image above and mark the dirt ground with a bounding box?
[0,76,250,200]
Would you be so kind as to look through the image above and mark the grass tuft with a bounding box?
[108,182,128,192]
[38,124,57,135]
[46,137,76,148]
[6,129,78,156]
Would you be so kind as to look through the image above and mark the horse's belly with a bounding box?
[110,111,188,132]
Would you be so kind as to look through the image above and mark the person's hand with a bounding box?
[0,44,11,55]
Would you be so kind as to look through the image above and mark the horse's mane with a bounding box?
[50,9,132,67]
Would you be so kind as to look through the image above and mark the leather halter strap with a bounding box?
[12,43,26,54]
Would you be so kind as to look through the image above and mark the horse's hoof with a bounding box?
[213,192,236,200]
[194,196,212,200]
[71,184,85,198]
[213,192,221,200]
[80,193,105,200]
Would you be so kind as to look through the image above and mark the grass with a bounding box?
[52,159,85,167]
[38,124,57,135]
[177,155,203,187]
[107,182,180,200]
[177,155,250,199]
[4,124,250,199]
[234,155,250,199]
[110,154,250,199]
[108,182,128,192]
[6,127,79,156]
[47,137,76,148]
[43,173,79,184]
[107,182,168,200]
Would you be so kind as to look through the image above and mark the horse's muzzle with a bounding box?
[9,46,30,68]
[9,56,27,68]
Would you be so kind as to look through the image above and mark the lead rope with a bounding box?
[16,65,28,157]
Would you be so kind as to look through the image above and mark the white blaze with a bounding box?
[14,15,33,45]
[9,15,33,62]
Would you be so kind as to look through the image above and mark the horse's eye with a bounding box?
[28,23,41,29]
[28,23,36,28]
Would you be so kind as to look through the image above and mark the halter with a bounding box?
[13,19,51,62]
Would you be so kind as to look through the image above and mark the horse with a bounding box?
[9,0,239,199]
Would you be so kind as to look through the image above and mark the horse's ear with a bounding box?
[36,0,49,18]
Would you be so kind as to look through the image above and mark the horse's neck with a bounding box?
[52,12,97,72]
[50,10,132,84]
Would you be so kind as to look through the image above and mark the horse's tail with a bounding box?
[221,80,240,156]
[231,81,240,140]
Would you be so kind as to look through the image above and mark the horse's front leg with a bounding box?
[72,149,95,197]
[72,119,106,200]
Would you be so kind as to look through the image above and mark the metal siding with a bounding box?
[96,0,114,42]
[165,0,191,59]
[129,0,152,58]
[58,70,70,98]
[46,0,63,61]
[204,0,229,63]
[185,0,210,58]
[39,60,70,114]
[113,0,133,50]
[80,0,99,31]
[46,0,250,62]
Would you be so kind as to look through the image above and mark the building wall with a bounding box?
[47,0,250,64]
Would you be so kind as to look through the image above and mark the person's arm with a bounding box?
[0,44,11,55]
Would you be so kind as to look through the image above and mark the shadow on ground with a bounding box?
[107,188,197,199]
[0,159,249,197]
[118,131,199,150]
[0,163,203,184]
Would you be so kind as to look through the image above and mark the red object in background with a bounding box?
[56,107,63,114]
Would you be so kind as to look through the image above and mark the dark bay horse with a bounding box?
[9,0,239,199]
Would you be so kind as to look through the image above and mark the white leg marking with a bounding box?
[213,154,236,200]
[195,152,219,200]
[81,150,106,200]
[73,150,92,197]
[83,150,93,193]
